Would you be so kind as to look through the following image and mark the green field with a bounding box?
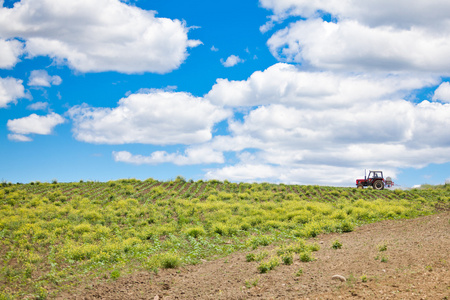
[1,178,449,299]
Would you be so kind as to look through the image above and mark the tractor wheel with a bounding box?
[357,184,363,189]
[373,180,384,190]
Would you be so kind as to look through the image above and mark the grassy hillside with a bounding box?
[1,179,449,299]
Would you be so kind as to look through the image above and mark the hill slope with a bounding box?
[0,179,449,298]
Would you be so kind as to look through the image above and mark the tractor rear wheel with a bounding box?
[373,180,384,190]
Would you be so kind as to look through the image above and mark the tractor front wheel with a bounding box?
[357,184,363,189]
[373,180,384,190]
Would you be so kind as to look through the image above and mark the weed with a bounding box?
[378,243,387,252]
[245,277,259,288]
[36,287,48,300]
[255,251,269,262]
[246,253,256,262]
[299,252,314,262]
[161,253,182,269]
[331,239,343,249]
[360,274,368,282]
[257,257,279,273]
[185,227,206,238]
[309,243,320,252]
[111,270,120,280]
[282,254,294,265]
[295,268,303,276]
[380,256,388,263]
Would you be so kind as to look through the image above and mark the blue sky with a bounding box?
[1,0,450,187]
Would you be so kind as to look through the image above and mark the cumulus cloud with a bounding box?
[259,0,450,30]
[0,77,27,108]
[28,70,62,87]
[0,39,24,69]
[206,63,438,107]
[221,55,244,67]
[267,19,450,73]
[260,1,450,74]
[7,112,65,141]
[0,0,201,74]
[68,90,230,145]
[432,82,450,103]
[204,101,450,184]
[113,146,224,165]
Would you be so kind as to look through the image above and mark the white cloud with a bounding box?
[432,82,450,103]
[27,101,48,110]
[267,19,450,73]
[259,0,450,30]
[28,70,62,87]
[0,39,24,69]
[7,133,32,142]
[113,146,224,165]
[259,1,450,74]
[0,77,26,108]
[0,0,201,74]
[221,55,244,67]
[68,90,231,145]
[206,163,281,182]
[206,63,438,107]
[7,112,65,141]
[211,45,219,52]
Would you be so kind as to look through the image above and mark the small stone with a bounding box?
[154,296,159,300]
[332,275,346,282]
[320,241,324,244]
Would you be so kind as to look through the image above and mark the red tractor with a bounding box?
[356,170,393,190]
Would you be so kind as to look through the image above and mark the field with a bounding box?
[0,178,449,299]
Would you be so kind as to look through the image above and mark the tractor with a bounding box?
[356,170,393,190]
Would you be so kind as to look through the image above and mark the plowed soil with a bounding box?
[59,212,450,300]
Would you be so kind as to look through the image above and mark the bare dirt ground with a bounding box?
[60,212,450,300]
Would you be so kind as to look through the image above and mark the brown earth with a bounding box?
[59,212,450,300]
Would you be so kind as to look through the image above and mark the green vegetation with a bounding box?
[378,243,388,252]
[0,179,448,298]
[331,239,343,249]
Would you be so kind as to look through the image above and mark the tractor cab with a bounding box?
[368,171,383,179]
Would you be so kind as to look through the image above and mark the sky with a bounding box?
[1,0,450,187]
